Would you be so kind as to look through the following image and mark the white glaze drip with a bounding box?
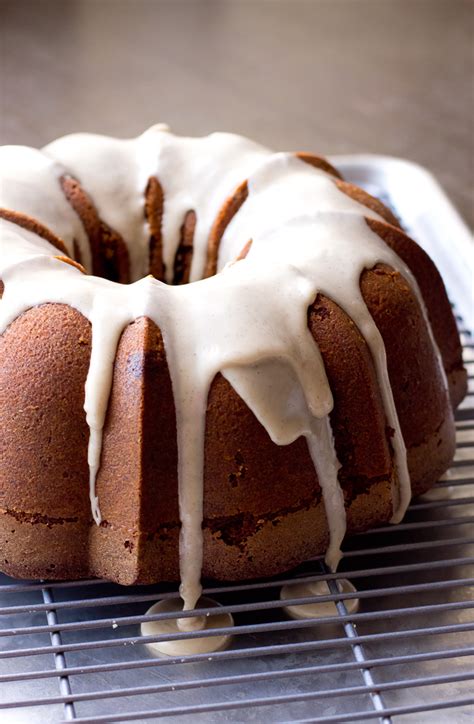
[306,420,345,570]
[0,127,438,611]
[281,578,359,619]
[141,596,233,656]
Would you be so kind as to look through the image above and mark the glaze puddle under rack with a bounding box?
[1,156,473,723]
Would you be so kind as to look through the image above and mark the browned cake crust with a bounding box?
[0,159,465,585]
[54,255,87,274]
[0,262,458,583]
[336,182,401,228]
[205,180,249,278]
[172,210,196,285]
[295,152,343,179]
[0,207,70,256]
[60,175,130,283]
[145,176,166,282]
[365,219,466,407]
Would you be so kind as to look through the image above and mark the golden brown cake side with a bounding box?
[366,218,467,407]
[0,250,457,583]
[0,208,70,256]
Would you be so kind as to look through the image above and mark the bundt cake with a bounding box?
[0,125,466,611]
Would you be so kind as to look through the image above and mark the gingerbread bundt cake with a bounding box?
[0,125,466,610]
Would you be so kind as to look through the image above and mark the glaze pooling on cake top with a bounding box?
[0,125,444,610]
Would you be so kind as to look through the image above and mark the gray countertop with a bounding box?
[1,0,473,228]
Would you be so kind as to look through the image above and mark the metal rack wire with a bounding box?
[1,171,473,723]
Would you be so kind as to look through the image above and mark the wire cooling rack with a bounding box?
[1,158,473,723]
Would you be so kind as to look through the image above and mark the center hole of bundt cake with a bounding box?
[89,208,198,286]
[60,174,251,285]
[58,174,201,286]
